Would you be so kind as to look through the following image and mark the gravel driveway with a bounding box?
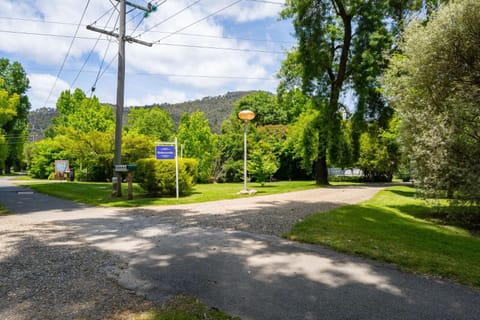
[0,182,385,319]
[127,185,385,236]
[1,180,479,320]
[0,220,157,320]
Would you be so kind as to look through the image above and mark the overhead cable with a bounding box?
[43,0,92,107]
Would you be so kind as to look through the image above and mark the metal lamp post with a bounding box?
[238,110,255,193]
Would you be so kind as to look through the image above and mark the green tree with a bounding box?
[127,106,174,141]
[0,78,19,170]
[217,117,244,182]
[0,78,18,126]
[0,58,30,172]
[234,91,287,125]
[357,117,400,182]
[280,0,444,184]
[283,105,319,175]
[249,140,280,186]
[31,88,116,181]
[177,111,218,183]
[122,132,154,166]
[53,89,114,134]
[383,0,480,206]
[28,137,68,179]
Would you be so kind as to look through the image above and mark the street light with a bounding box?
[238,110,255,193]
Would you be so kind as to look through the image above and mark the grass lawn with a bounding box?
[0,205,9,215]
[123,295,239,320]
[285,185,480,288]
[21,180,324,207]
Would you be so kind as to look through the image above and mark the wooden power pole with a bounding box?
[87,0,153,196]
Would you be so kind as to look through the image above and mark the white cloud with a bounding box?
[1,0,292,110]
[125,89,189,107]
[28,73,70,109]
[217,1,283,22]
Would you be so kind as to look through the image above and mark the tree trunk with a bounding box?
[315,154,329,185]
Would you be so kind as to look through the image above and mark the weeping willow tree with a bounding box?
[279,0,446,184]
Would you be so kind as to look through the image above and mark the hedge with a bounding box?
[135,158,198,196]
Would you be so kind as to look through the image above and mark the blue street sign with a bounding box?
[155,145,175,160]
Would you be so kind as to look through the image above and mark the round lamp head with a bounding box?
[238,110,255,121]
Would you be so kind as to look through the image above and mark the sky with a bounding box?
[0,0,296,110]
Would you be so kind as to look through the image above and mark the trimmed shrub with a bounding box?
[182,158,199,184]
[135,158,198,196]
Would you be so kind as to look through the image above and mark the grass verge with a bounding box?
[285,185,480,288]
[21,180,326,207]
[0,204,9,215]
[116,295,239,320]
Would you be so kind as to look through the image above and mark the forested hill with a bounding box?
[126,90,254,133]
[28,91,254,140]
[28,107,58,141]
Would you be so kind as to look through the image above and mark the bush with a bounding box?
[135,158,198,196]
[218,159,243,183]
[182,158,199,184]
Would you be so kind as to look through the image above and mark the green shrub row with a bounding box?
[135,158,198,196]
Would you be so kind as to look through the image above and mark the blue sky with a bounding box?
[0,0,295,110]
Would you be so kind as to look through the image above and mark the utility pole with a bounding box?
[87,0,154,197]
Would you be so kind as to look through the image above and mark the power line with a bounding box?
[0,16,294,45]
[0,28,293,46]
[246,0,284,5]
[71,6,119,88]
[90,2,119,26]
[0,16,82,26]
[153,0,243,43]
[127,1,167,35]
[43,0,92,107]
[25,67,278,81]
[154,42,284,54]
[0,29,104,40]
[139,30,294,45]
[128,72,277,81]
[135,0,202,38]
[91,46,116,96]
[0,29,286,54]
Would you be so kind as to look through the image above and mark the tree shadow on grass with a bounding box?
[388,188,417,198]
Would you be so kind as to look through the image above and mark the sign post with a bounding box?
[155,138,179,199]
[114,164,137,200]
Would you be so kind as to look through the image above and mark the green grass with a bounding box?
[21,180,325,207]
[119,295,239,320]
[0,205,9,215]
[285,185,480,288]
[8,175,38,181]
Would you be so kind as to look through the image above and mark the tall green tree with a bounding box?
[127,106,174,141]
[383,0,480,206]
[177,111,218,183]
[0,58,30,172]
[218,91,290,183]
[0,80,19,171]
[234,91,287,125]
[29,88,116,181]
[53,89,114,134]
[280,0,444,184]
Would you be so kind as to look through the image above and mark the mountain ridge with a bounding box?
[28,90,255,141]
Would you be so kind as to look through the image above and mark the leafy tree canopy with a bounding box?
[280,0,445,184]
[177,111,218,182]
[127,106,174,141]
[0,58,30,172]
[383,0,480,206]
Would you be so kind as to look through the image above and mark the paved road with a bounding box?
[1,178,479,319]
